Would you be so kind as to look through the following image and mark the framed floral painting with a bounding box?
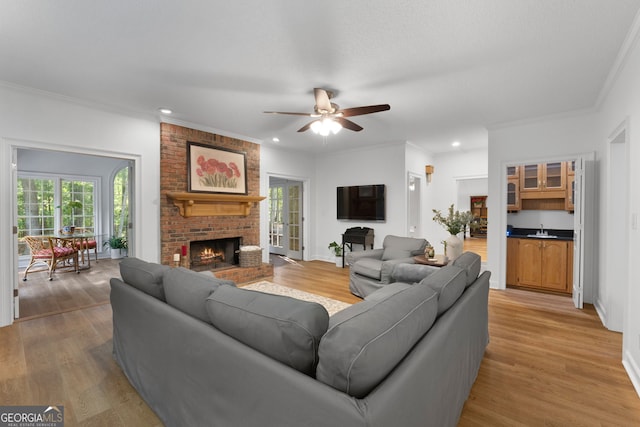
[187,142,247,194]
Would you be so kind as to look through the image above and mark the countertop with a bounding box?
[507,227,574,241]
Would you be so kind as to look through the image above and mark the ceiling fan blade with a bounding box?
[335,117,363,132]
[314,88,333,113]
[339,104,390,117]
[297,121,314,132]
[263,111,315,116]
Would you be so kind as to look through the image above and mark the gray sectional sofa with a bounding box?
[110,253,490,427]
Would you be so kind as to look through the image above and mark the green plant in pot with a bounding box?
[432,204,473,261]
[328,241,343,267]
[104,236,128,259]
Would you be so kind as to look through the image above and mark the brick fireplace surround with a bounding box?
[160,123,273,283]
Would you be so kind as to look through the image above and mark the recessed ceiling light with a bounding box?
[272,137,280,143]
[158,108,172,115]
[452,141,461,147]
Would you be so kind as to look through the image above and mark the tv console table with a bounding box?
[341,227,374,268]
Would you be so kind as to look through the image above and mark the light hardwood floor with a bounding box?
[2,257,639,425]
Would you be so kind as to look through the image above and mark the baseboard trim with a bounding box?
[594,297,608,329]
[623,349,640,399]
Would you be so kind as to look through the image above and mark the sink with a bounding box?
[526,234,558,239]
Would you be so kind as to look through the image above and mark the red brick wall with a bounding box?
[159,123,272,282]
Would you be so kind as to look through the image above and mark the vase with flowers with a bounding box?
[432,204,474,261]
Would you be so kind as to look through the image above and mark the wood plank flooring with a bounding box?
[2,256,639,425]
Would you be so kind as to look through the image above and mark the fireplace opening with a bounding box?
[190,237,241,271]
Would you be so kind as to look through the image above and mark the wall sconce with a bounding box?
[425,165,434,183]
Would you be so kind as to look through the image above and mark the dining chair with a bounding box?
[73,228,98,263]
[22,236,79,281]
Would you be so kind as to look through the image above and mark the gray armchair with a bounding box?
[345,235,428,297]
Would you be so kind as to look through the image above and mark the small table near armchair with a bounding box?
[413,254,449,267]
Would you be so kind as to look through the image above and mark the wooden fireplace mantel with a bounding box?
[166,192,266,217]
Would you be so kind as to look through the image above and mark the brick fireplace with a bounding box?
[160,123,273,283]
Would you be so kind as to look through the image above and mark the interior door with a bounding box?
[12,147,19,318]
[572,157,585,309]
[268,178,303,259]
[407,174,421,237]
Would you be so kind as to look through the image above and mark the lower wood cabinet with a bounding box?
[506,238,572,294]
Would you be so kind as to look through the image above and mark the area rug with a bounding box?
[241,281,351,316]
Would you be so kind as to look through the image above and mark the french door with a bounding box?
[268,178,302,259]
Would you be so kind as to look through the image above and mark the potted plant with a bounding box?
[328,241,343,267]
[432,204,473,261]
[104,235,127,259]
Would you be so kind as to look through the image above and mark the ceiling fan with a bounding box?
[264,88,390,135]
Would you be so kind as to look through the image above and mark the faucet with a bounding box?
[538,224,547,236]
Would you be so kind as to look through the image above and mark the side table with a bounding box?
[413,254,449,267]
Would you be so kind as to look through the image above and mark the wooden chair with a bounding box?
[72,228,98,264]
[22,236,79,281]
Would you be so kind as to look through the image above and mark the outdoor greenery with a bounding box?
[432,204,474,235]
[113,167,129,239]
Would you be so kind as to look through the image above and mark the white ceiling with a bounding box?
[2,0,639,154]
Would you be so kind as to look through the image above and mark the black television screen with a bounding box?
[337,184,386,221]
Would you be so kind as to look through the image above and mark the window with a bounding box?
[112,166,129,239]
[17,173,100,257]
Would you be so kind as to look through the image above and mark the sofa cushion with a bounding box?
[364,281,412,302]
[316,283,438,398]
[163,267,236,323]
[452,252,482,288]
[119,257,170,301]
[206,285,329,376]
[352,257,383,280]
[381,235,427,261]
[419,265,466,315]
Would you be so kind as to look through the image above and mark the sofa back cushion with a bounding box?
[119,257,170,301]
[452,251,482,287]
[381,235,428,261]
[206,285,329,376]
[316,282,438,398]
[163,267,235,323]
[419,265,466,315]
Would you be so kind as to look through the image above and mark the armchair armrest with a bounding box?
[391,263,440,284]
[380,257,417,284]
[345,248,384,266]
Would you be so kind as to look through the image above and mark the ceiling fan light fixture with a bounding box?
[311,118,342,136]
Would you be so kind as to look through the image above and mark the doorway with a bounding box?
[268,177,303,259]
[14,147,134,319]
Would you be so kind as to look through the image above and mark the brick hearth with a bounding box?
[160,123,273,283]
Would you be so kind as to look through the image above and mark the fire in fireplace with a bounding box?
[189,237,241,271]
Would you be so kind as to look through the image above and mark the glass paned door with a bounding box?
[287,183,302,258]
[268,179,303,259]
[269,185,284,253]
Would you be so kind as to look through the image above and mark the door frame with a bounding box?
[499,152,595,306]
[0,137,141,326]
[265,173,309,261]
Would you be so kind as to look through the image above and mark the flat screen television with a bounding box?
[337,184,386,221]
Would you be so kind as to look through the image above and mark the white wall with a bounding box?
[260,146,316,261]
[487,114,598,296]
[507,210,574,230]
[429,148,488,251]
[313,143,407,261]
[0,84,160,327]
[596,17,640,393]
